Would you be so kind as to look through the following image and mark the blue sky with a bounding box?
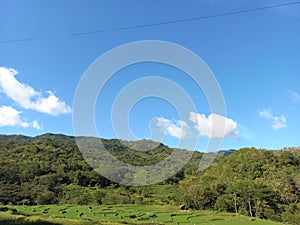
[0,0,299,151]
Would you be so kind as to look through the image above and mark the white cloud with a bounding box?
[258,109,273,119]
[156,118,170,127]
[32,120,42,130]
[259,109,286,130]
[0,67,71,115]
[155,113,239,139]
[272,116,286,130]
[189,112,238,138]
[287,90,300,103]
[155,118,189,139]
[0,105,42,130]
[0,106,29,128]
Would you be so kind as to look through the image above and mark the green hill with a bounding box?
[0,134,299,224]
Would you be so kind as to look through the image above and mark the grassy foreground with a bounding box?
[0,204,283,225]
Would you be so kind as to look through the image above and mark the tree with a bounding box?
[182,184,218,210]
[282,204,300,225]
[225,180,278,219]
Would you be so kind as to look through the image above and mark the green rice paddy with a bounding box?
[0,205,283,225]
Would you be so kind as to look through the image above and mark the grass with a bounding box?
[0,205,284,225]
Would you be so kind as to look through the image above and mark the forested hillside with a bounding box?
[0,134,299,224]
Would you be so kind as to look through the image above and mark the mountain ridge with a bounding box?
[0,133,299,224]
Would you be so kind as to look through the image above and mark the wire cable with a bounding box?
[1,1,299,44]
[70,1,300,36]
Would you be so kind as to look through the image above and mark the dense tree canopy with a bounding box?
[0,134,299,224]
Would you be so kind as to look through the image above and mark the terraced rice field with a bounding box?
[0,204,283,225]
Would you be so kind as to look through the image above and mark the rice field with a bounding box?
[0,204,283,225]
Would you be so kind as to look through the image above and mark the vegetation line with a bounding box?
[0,133,299,224]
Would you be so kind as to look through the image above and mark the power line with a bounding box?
[70,1,300,36]
[1,1,300,44]
[0,38,35,44]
